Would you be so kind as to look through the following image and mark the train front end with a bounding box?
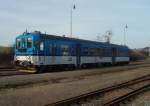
[14,31,43,73]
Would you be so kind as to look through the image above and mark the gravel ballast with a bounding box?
[0,65,150,106]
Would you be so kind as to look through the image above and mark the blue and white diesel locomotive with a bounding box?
[14,31,130,73]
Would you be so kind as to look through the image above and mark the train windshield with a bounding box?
[16,38,21,49]
[22,38,26,48]
[16,38,32,49]
[27,38,32,48]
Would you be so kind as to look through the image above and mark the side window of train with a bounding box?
[40,42,44,51]
[116,49,119,56]
[112,48,117,56]
[90,48,94,55]
[102,48,107,56]
[61,45,69,56]
[49,44,52,55]
[83,48,94,56]
[70,46,74,56]
[101,48,105,56]
[49,44,56,56]
[83,48,88,56]
[96,48,102,56]
[34,41,40,50]
[52,44,56,56]
[120,49,125,56]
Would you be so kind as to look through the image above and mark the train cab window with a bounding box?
[61,45,69,56]
[40,42,44,51]
[16,38,21,49]
[27,38,32,48]
[22,38,26,48]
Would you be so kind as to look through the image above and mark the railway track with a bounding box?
[103,84,150,106]
[0,60,150,77]
[0,71,30,76]
[45,74,150,106]
[0,68,30,76]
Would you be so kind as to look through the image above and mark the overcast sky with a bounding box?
[0,0,150,48]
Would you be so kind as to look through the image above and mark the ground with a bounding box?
[0,61,150,106]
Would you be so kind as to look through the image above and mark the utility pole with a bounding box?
[124,24,128,45]
[70,4,76,38]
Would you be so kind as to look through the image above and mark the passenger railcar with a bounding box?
[13,31,130,73]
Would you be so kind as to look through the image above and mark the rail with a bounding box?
[45,74,150,106]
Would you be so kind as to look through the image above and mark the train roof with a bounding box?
[18,31,128,48]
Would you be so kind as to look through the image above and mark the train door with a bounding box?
[112,47,117,64]
[51,43,56,65]
[76,44,81,68]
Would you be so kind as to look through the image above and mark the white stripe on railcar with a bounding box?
[15,56,77,65]
[80,56,112,64]
[15,56,113,66]
[115,57,130,62]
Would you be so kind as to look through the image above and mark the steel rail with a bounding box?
[103,84,150,106]
[45,74,150,106]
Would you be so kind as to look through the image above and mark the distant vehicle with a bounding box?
[13,31,130,73]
